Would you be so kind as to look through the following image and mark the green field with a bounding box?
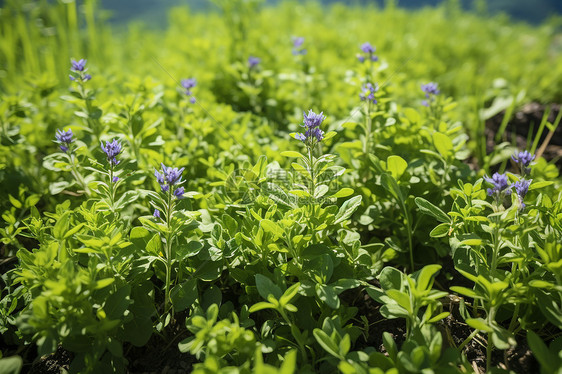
[1,1,562,373]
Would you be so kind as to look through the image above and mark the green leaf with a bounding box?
[460,238,483,246]
[255,274,283,300]
[249,301,276,313]
[386,290,411,312]
[432,132,453,159]
[383,332,398,360]
[279,282,301,306]
[279,350,298,374]
[381,173,404,203]
[387,155,408,180]
[415,197,450,223]
[450,286,480,299]
[529,181,553,190]
[379,267,403,291]
[170,278,198,312]
[334,195,362,224]
[53,212,70,240]
[0,356,23,374]
[95,278,115,290]
[415,264,441,292]
[430,223,450,237]
[63,223,85,239]
[466,318,493,332]
[491,326,516,349]
[428,311,450,323]
[8,195,21,209]
[280,151,304,158]
[527,331,558,372]
[331,187,354,198]
[122,281,155,347]
[313,329,343,359]
[105,284,131,319]
[314,184,329,199]
[260,219,283,238]
[316,284,340,309]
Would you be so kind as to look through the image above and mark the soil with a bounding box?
[486,102,562,168]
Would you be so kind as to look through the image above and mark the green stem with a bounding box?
[68,153,90,195]
[164,187,174,313]
[280,309,308,362]
[490,215,500,273]
[457,329,479,351]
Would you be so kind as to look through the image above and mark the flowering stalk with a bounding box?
[421,82,442,125]
[360,83,378,155]
[100,139,123,210]
[154,164,186,312]
[357,42,378,83]
[54,129,90,195]
[294,110,328,225]
[69,58,102,144]
[484,172,511,272]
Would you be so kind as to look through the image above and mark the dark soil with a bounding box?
[486,102,562,168]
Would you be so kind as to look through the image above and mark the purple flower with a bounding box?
[101,139,122,166]
[155,163,185,198]
[484,172,511,197]
[181,78,196,90]
[69,59,92,82]
[248,56,261,68]
[296,110,326,145]
[71,59,87,72]
[360,82,378,104]
[292,37,307,55]
[514,179,531,198]
[162,164,184,185]
[173,186,185,199]
[112,176,119,183]
[181,78,197,95]
[361,42,375,54]
[55,129,74,153]
[358,42,378,63]
[514,179,532,210]
[421,82,440,97]
[154,209,160,218]
[303,110,326,129]
[511,151,535,167]
[189,97,196,104]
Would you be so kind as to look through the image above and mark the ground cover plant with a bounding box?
[1,0,562,373]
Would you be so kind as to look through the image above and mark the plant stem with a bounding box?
[164,187,174,313]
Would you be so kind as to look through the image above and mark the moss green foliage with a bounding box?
[1,0,562,373]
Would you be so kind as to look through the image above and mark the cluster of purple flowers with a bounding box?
[292,37,307,56]
[484,172,511,198]
[360,82,378,104]
[421,82,440,107]
[69,59,92,82]
[248,56,261,69]
[295,110,326,145]
[55,129,74,153]
[357,42,378,63]
[181,78,197,104]
[155,163,185,199]
[511,150,534,175]
[484,150,535,210]
[101,139,123,168]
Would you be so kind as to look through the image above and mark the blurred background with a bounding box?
[101,0,562,27]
